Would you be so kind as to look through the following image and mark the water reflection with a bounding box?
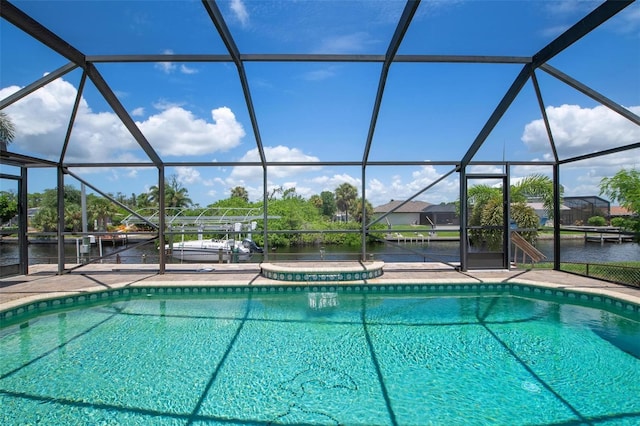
[1,238,638,266]
[308,292,339,310]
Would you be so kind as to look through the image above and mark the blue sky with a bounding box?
[1,0,639,208]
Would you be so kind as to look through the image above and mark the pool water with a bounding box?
[1,291,639,425]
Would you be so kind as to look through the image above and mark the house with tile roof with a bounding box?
[424,203,459,226]
[609,206,635,218]
[373,200,431,226]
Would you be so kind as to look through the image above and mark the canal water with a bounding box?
[1,238,638,266]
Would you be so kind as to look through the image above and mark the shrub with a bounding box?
[611,217,626,228]
[611,217,640,240]
[587,216,606,226]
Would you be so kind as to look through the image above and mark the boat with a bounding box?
[141,213,269,263]
[166,237,263,262]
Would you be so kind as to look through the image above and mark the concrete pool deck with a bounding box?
[1,262,639,312]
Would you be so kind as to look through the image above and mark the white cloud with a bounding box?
[316,32,376,53]
[131,107,145,117]
[539,24,570,39]
[1,79,138,162]
[302,67,338,81]
[312,173,361,189]
[1,78,246,162]
[359,165,464,207]
[569,167,605,195]
[614,3,640,34]
[155,49,177,73]
[543,0,593,16]
[155,62,176,74]
[180,64,198,75]
[152,99,184,110]
[265,145,320,166]
[139,106,245,156]
[553,151,640,198]
[1,81,78,137]
[230,0,249,27]
[230,145,321,180]
[522,104,640,159]
[288,167,461,207]
[175,167,201,184]
[153,51,199,75]
[515,122,640,199]
[468,165,504,175]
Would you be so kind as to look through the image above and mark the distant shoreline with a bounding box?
[0,233,623,244]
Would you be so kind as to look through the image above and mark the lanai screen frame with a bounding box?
[1,0,639,274]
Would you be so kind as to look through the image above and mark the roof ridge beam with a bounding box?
[532,0,634,67]
[459,64,533,169]
[85,63,163,166]
[540,63,640,126]
[0,63,78,109]
[363,0,420,165]
[531,70,559,162]
[87,54,233,63]
[202,0,266,166]
[460,0,632,169]
[85,53,533,64]
[0,0,86,67]
[559,141,640,165]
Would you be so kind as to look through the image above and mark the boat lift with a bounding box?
[122,206,278,233]
[122,207,280,256]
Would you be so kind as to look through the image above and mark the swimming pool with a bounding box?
[1,286,639,425]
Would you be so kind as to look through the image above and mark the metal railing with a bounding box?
[560,262,640,288]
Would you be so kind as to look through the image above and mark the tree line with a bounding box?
[0,178,376,246]
[1,170,638,246]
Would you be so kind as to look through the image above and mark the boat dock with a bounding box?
[99,233,129,246]
[585,234,634,244]
[561,226,635,244]
[384,225,460,243]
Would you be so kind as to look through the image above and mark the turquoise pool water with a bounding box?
[1,290,639,425]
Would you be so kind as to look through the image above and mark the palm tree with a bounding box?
[148,175,192,209]
[230,186,249,202]
[465,184,502,246]
[167,178,192,209]
[466,184,501,227]
[148,185,161,206]
[512,174,561,221]
[0,111,16,151]
[88,197,119,231]
[309,194,323,211]
[349,197,374,224]
[335,183,358,222]
[465,175,560,225]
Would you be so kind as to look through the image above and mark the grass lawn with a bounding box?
[387,225,459,238]
[527,261,640,287]
[534,261,640,268]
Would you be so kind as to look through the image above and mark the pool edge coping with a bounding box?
[2,277,640,312]
[2,278,639,327]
